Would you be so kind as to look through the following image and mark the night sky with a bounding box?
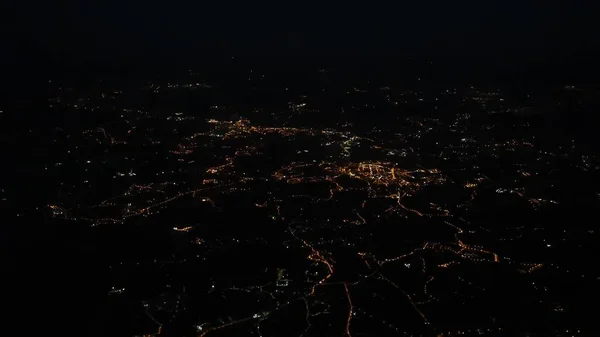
[5,1,600,79]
